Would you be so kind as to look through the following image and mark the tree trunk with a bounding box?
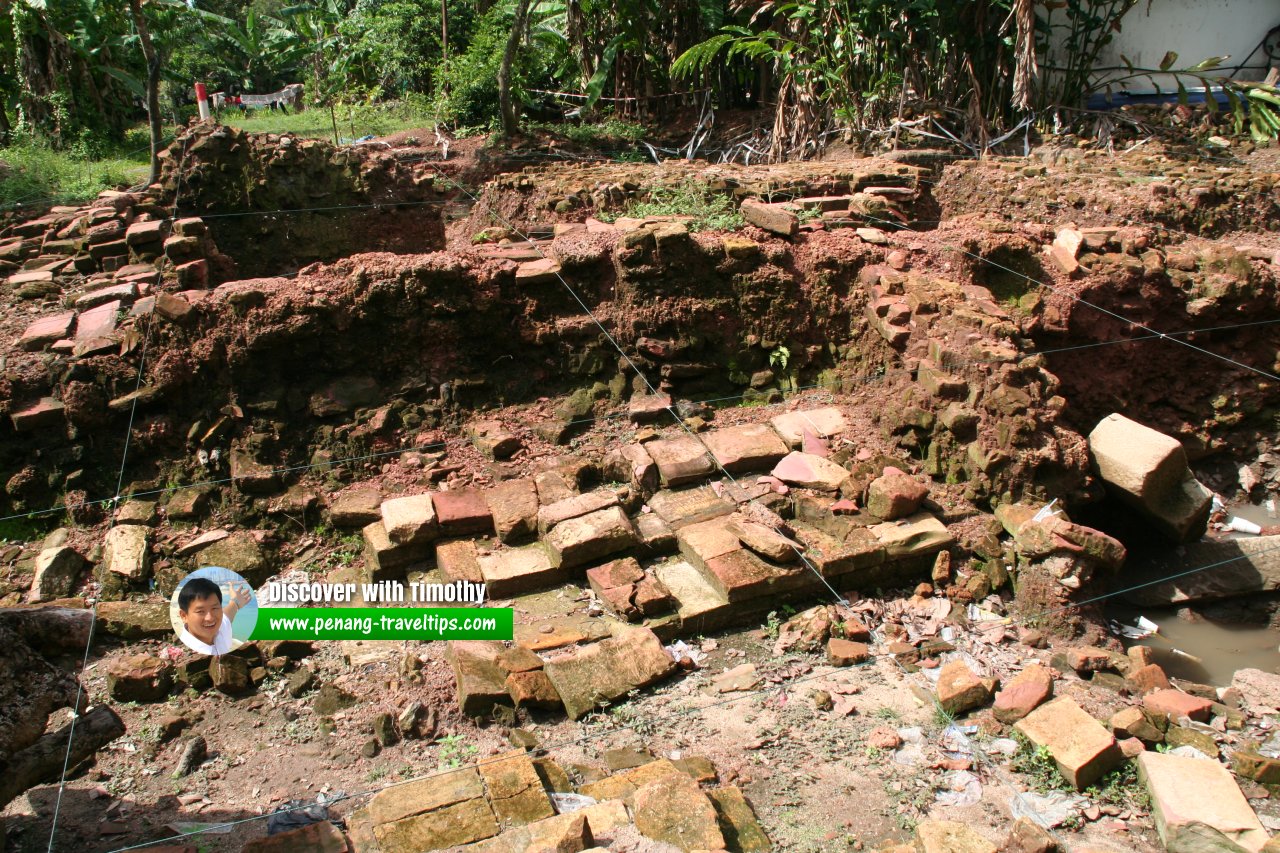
[496,0,532,139]
[128,0,162,185]
[440,0,449,95]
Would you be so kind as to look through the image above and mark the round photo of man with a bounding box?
[170,567,259,656]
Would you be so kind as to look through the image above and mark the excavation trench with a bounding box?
[7,127,1280,849]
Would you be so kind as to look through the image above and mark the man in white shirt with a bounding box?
[177,576,253,655]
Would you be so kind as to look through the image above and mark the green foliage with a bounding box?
[1085,761,1150,811]
[624,181,743,232]
[436,733,478,769]
[0,139,148,207]
[764,610,783,640]
[1011,732,1071,792]
[552,118,647,147]
[769,346,791,372]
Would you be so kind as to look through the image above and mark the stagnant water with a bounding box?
[1105,500,1280,687]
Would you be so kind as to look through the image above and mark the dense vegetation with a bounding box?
[1,0,1277,196]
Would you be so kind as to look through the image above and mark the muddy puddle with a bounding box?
[1108,498,1280,686]
[1109,602,1280,686]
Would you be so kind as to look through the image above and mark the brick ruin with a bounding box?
[2,125,1280,851]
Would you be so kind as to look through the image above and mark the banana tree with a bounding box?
[216,9,307,92]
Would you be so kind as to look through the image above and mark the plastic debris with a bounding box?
[1228,516,1263,535]
[266,791,345,835]
[935,770,982,807]
[966,604,1004,623]
[550,793,597,813]
[1009,790,1088,828]
[893,726,926,766]
[664,640,706,667]
[1032,499,1062,523]
[1109,615,1159,639]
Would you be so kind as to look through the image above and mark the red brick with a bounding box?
[1143,689,1214,723]
[432,489,494,536]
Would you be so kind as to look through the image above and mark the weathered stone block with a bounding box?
[103,524,151,580]
[1088,413,1212,542]
[1138,750,1268,853]
[1015,697,1123,789]
[380,494,438,545]
[771,452,850,491]
[477,749,555,827]
[432,489,494,537]
[993,664,1053,723]
[644,436,716,487]
[449,641,512,718]
[936,660,996,715]
[633,775,726,851]
[477,543,565,597]
[543,506,637,569]
[542,626,677,719]
[486,478,540,543]
[702,424,788,473]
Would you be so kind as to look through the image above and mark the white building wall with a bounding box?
[1048,0,1279,94]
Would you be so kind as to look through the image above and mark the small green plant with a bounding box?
[764,610,783,640]
[1011,733,1071,793]
[769,345,791,372]
[930,704,956,729]
[365,766,389,783]
[437,733,478,769]
[624,181,743,232]
[1085,762,1150,810]
[874,707,902,722]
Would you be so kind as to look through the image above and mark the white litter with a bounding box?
[550,793,597,813]
[1032,499,1062,523]
[935,770,982,807]
[664,640,706,666]
[1109,615,1159,639]
[1228,516,1263,535]
[1009,790,1088,828]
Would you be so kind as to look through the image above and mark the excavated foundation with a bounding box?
[2,126,1280,851]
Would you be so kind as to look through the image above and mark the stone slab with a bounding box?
[542,506,637,569]
[1126,535,1280,607]
[19,312,75,351]
[485,478,539,544]
[1088,412,1212,542]
[449,641,512,718]
[644,436,717,487]
[1138,750,1268,853]
[542,626,677,719]
[702,424,788,473]
[103,524,150,579]
[869,513,953,559]
[477,543,565,597]
[1015,697,1123,790]
[477,749,555,827]
[771,451,850,491]
[647,486,735,529]
[432,489,494,537]
[770,408,848,448]
[381,494,438,545]
[537,490,619,535]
